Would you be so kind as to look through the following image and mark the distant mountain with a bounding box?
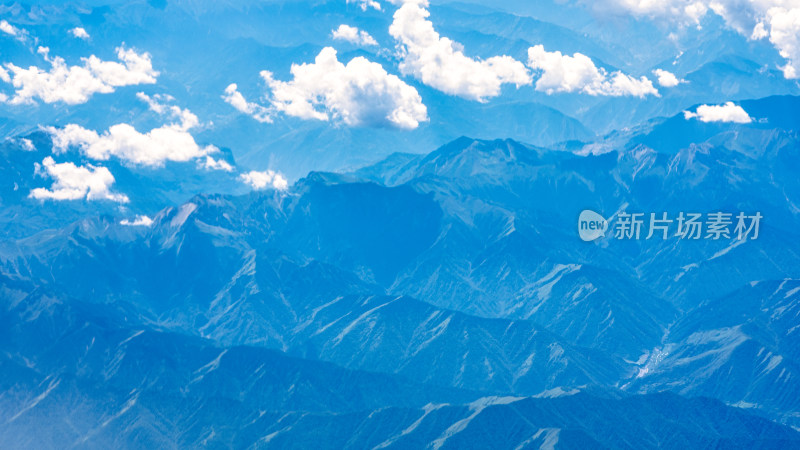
[4,99,800,438]
[0,0,602,179]
[3,0,797,179]
[628,279,800,427]
[631,95,800,153]
[0,130,244,238]
[252,393,800,449]
[2,276,798,448]
[0,192,624,396]
[583,56,800,133]
[3,0,800,445]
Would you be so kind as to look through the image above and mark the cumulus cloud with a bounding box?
[598,0,800,79]
[766,6,800,78]
[18,137,35,151]
[69,27,90,40]
[0,20,26,41]
[2,46,158,105]
[701,0,800,78]
[332,24,378,47]
[652,68,684,87]
[239,170,289,191]
[257,46,427,129]
[751,21,769,39]
[387,0,431,6]
[594,0,708,23]
[47,93,224,168]
[347,0,381,11]
[202,155,234,172]
[222,83,272,123]
[120,215,153,226]
[683,101,752,123]
[30,156,128,203]
[0,20,17,36]
[389,1,531,101]
[135,92,199,131]
[527,45,659,97]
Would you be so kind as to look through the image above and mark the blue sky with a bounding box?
[0,0,798,209]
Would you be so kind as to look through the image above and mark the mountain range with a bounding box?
[2,93,800,446]
[2,0,800,447]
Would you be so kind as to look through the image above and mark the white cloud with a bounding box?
[766,6,800,79]
[69,27,90,40]
[136,92,199,131]
[2,46,158,105]
[704,1,800,78]
[389,1,531,101]
[332,24,378,47]
[598,0,800,79]
[0,20,25,40]
[751,21,769,39]
[19,138,35,151]
[0,20,16,36]
[527,45,659,97]
[239,170,288,191]
[47,93,223,168]
[683,101,752,123]
[30,156,128,203]
[120,215,153,226]
[652,68,684,87]
[222,83,272,123]
[387,0,429,6]
[47,123,213,167]
[594,0,709,23]
[259,46,427,129]
[202,155,234,172]
[347,0,382,11]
